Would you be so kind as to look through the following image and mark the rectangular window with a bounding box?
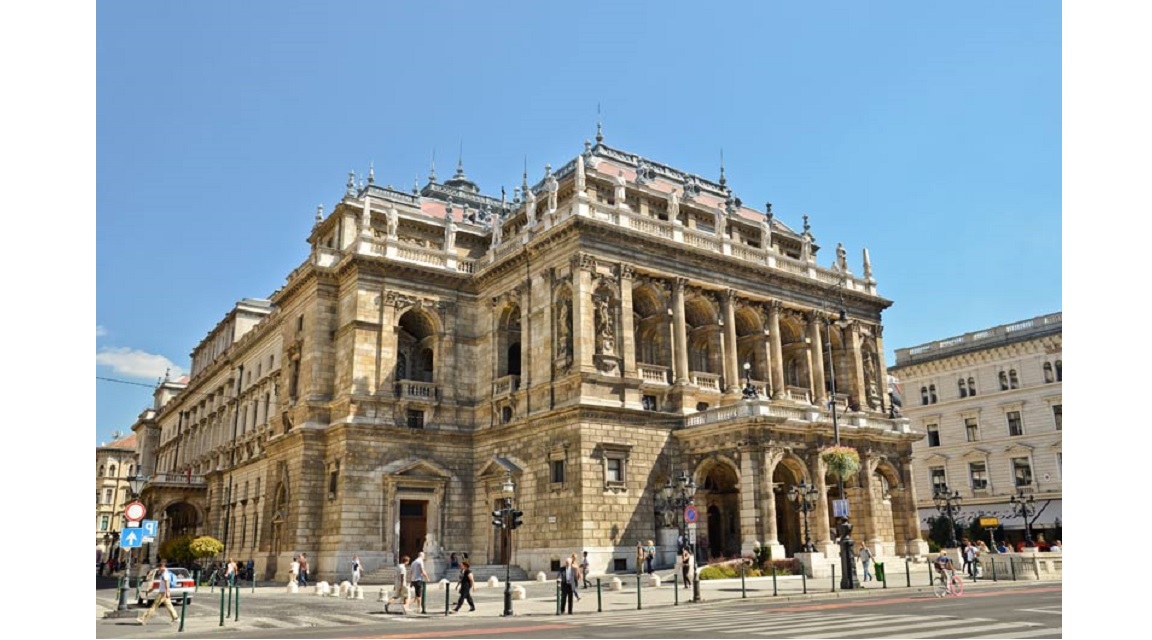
[328,463,339,499]
[102,488,113,504]
[1053,404,1062,430]
[407,409,425,429]
[968,462,988,490]
[965,418,979,442]
[606,457,624,484]
[642,395,657,411]
[1012,457,1033,487]
[550,459,565,484]
[930,466,947,495]
[927,424,940,447]
[100,515,109,531]
[1007,411,1023,436]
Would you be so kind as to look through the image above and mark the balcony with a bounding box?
[690,371,722,392]
[492,374,520,399]
[639,364,671,385]
[396,380,438,401]
[147,472,207,489]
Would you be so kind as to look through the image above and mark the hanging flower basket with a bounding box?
[821,445,861,480]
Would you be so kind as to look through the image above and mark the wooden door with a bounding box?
[399,500,427,561]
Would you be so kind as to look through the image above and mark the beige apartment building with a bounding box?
[96,432,138,567]
[131,134,928,583]
[888,313,1062,547]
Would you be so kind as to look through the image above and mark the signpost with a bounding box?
[125,501,147,522]
[833,498,850,518]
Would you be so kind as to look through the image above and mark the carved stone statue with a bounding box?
[490,210,503,246]
[575,155,586,194]
[546,173,559,212]
[667,190,680,222]
[801,231,813,262]
[595,296,615,354]
[525,188,537,226]
[386,204,399,239]
[445,209,457,251]
[760,213,772,250]
[836,242,849,272]
[614,171,627,208]
[864,355,880,409]
[713,205,725,237]
[361,202,371,236]
[556,298,571,360]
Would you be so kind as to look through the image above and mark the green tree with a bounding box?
[189,536,224,562]
[158,534,195,566]
[927,516,964,549]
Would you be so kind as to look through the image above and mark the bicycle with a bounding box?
[933,568,964,597]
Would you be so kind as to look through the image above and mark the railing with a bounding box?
[629,215,674,239]
[895,312,1062,365]
[683,229,720,252]
[639,364,671,385]
[691,371,721,391]
[492,374,520,398]
[147,473,208,488]
[785,386,811,403]
[397,380,437,400]
[774,254,810,276]
[397,245,447,267]
[686,399,829,427]
[730,243,763,262]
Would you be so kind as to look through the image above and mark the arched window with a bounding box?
[967,377,977,396]
[1055,360,1062,381]
[109,464,117,478]
[1043,362,1054,383]
[929,384,938,404]
[419,348,435,382]
[1009,369,1019,389]
[958,379,967,398]
[921,386,929,405]
[999,371,1009,391]
[396,353,408,380]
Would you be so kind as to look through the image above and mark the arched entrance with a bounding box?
[772,459,809,556]
[697,461,740,560]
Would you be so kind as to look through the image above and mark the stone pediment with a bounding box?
[379,457,452,479]
[961,448,992,461]
[479,456,522,479]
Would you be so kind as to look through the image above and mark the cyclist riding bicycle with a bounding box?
[934,553,955,580]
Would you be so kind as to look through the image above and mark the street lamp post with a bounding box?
[1009,489,1036,547]
[786,480,819,552]
[115,474,147,612]
[823,279,857,589]
[741,362,758,400]
[660,470,699,602]
[490,476,521,617]
[933,484,963,548]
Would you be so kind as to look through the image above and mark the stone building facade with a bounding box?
[132,136,926,583]
[96,432,137,566]
[888,313,1062,546]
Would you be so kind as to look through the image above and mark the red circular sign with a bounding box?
[125,501,147,521]
[684,505,698,524]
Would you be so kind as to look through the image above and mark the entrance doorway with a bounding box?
[492,499,512,564]
[399,500,427,561]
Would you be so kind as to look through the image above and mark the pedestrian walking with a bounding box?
[858,544,873,582]
[245,559,254,581]
[962,540,978,580]
[289,556,300,586]
[410,551,430,610]
[680,547,695,590]
[137,560,179,625]
[579,551,591,588]
[557,557,577,614]
[351,555,362,587]
[449,552,460,571]
[225,557,238,586]
[391,555,410,610]
[298,553,310,587]
[635,541,645,576]
[645,540,656,574]
[451,561,476,612]
[569,553,582,601]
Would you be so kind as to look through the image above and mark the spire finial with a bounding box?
[316,203,324,223]
[368,162,375,185]
[429,149,437,183]
[719,149,727,186]
[413,175,419,194]
[803,213,811,234]
[456,141,464,176]
[596,103,604,144]
[522,156,529,192]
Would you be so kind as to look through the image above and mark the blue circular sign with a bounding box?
[684,505,697,524]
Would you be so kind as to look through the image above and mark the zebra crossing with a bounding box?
[243,611,416,630]
[562,606,1060,638]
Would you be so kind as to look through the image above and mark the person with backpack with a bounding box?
[351,555,362,587]
[858,544,874,582]
[137,560,179,625]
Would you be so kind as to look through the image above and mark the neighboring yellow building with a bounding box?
[133,135,927,583]
[96,432,137,568]
[889,313,1062,548]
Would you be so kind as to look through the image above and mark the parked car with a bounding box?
[137,567,195,606]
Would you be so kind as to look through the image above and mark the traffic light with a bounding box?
[510,509,524,529]
[491,510,505,529]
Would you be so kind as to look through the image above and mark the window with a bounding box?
[501,406,513,424]
[968,462,988,490]
[921,387,929,405]
[967,377,977,396]
[1055,360,1062,381]
[1012,457,1033,486]
[696,402,709,412]
[999,371,1009,391]
[328,462,340,499]
[926,424,941,447]
[642,395,657,411]
[1007,411,1024,436]
[929,384,937,404]
[930,466,947,495]
[958,379,967,398]
[1009,369,1019,389]
[1043,362,1054,383]
[965,417,979,442]
[102,488,113,504]
[406,409,425,429]
[606,457,624,483]
[1053,404,1062,430]
[550,459,565,484]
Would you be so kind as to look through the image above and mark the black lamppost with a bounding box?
[823,278,857,589]
[933,484,963,548]
[741,362,759,400]
[490,476,521,616]
[1010,489,1036,547]
[115,474,147,612]
[786,480,819,552]
[660,470,699,602]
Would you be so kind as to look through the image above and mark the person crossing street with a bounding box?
[137,560,178,625]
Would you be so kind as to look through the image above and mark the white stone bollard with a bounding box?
[340,581,352,597]
[513,584,527,600]
[378,588,388,602]
[536,571,548,582]
[609,576,623,591]
[354,585,364,600]
[648,574,662,587]
[315,581,330,596]
[288,581,299,594]
[487,576,500,588]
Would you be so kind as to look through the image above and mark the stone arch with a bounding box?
[778,312,811,397]
[397,307,441,383]
[735,305,767,382]
[632,283,671,370]
[693,456,740,559]
[772,453,814,556]
[496,302,522,378]
[684,294,720,376]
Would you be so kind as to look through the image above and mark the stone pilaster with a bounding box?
[723,290,740,394]
[808,314,827,407]
[768,302,785,400]
[673,278,690,385]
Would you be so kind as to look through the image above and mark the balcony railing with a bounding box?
[492,374,520,398]
[639,364,671,385]
[397,380,438,401]
[691,371,721,391]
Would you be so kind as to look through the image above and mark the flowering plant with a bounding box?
[821,445,861,480]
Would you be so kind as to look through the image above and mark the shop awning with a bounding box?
[919,499,1062,530]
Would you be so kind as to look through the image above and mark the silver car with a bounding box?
[137,567,195,606]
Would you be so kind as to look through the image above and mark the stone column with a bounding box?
[381,292,403,399]
[900,455,926,555]
[620,265,637,378]
[519,282,532,400]
[723,290,740,394]
[572,255,595,373]
[761,450,784,558]
[812,453,832,547]
[861,455,882,551]
[808,314,827,407]
[739,446,758,554]
[875,324,891,413]
[847,322,866,410]
[673,278,690,385]
[768,303,785,400]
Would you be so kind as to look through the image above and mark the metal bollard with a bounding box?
[802,567,807,594]
[421,583,427,614]
[882,565,888,589]
[637,575,642,610]
[227,583,232,617]
[673,574,679,605]
[740,562,746,598]
[234,585,240,622]
[596,578,602,613]
[831,565,836,593]
[928,563,933,586]
[445,581,450,616]
[194,570,200,593]
[905,559,911,588]
[178,595,186,633]
[555,581,560,615]
[772,563,778,596]
[1011,557,1017,581]
[219,587,225,626]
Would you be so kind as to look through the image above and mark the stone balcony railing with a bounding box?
[396,380,438,401]
[896,312,1062,365]
[146,472,207,488]
[690,371,722,392]
[639,364,671,385]
[685,398,912,433]
[492,374,520,398]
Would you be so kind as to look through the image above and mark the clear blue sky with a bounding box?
[95,1,1061,445]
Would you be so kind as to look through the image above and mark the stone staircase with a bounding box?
[358,563,529,585]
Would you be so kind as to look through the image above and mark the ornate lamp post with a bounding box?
[933,484,963,548]
[1009,489,1036,547]
[786,480,819,553]
[490,475,521,617]
[823,277,857,589]
[115,474,148,613]
[660,470,699,602]
[741,362,759,399]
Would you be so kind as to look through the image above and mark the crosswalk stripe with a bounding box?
[902,622,1043,638]
[573,611,836,627]
[978,627,1061,638]
[789,620,1034,639]
[754,615,951,636]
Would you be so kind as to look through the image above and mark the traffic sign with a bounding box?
[979,517,999,527]
[125,501,147,521]
[684,505,698,524]
[833,499,850,518]
[141,519,158,542]
[120,528,144,549]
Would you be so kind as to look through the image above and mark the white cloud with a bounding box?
[96,347,184,380]
[96,325,107,337]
